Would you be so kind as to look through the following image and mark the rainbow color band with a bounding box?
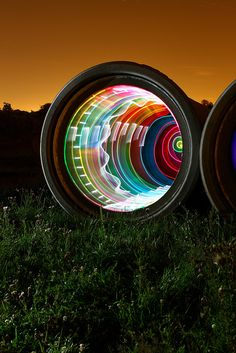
[64,85,183,212]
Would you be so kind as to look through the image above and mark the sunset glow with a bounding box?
[1,0,236,111]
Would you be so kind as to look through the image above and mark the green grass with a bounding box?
[0,189,235,353]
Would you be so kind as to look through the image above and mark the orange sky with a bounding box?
[1,0,236,111]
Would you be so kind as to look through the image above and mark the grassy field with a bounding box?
[0,189,235,353]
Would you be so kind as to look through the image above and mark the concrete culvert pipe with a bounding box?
[200,80,236,215]
[40,61,208,220]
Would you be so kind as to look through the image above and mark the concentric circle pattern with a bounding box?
[64,85,183,212]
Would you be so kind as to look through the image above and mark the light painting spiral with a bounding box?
[64,85,183,212]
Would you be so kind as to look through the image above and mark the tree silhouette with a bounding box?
[0,102,48,189]
[2,102,13,111]
[40,103,51,111]
[201,99,213,110]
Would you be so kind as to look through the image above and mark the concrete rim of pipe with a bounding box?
[200,80,236,215]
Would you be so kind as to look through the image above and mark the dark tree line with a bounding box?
[0,103,51,189]
[0,99,212,190]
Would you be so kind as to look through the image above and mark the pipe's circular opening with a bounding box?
[200,81,236,214]
[41,62,200,220]
[64,84,183,212]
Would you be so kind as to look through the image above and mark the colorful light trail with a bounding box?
[64,85,183,212]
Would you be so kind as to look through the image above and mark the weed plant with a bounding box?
[0,189,235,353]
